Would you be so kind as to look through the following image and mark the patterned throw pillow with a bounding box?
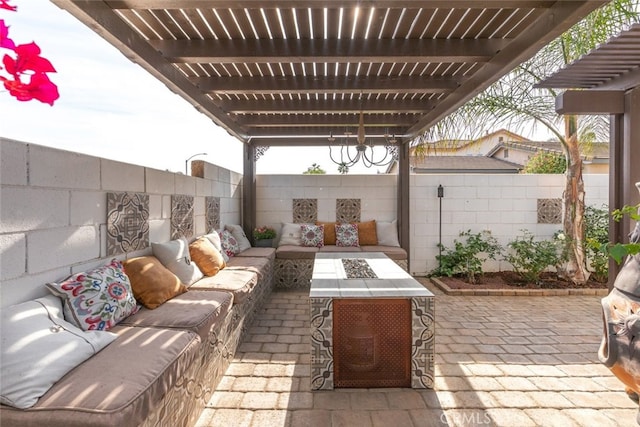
[218,229,239,258]
[336,223,359,247]
[301,224,324,247]
[46,259,139,331]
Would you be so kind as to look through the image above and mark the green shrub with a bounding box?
[505,230,562,284]
[523,151,566,174]
[584,204,610,282]
[435,230,502,284]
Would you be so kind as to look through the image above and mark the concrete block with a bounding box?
[194,196,205,217]
[148,194,163,219]
[162,195,171,219]
[101,158,145,192]
[0,266,71,308]
[27,226,100,273]
[29,144,100,189]
[0,233,26,280]
[70,191,106,226]
[195,177,211,196]
[176,174,196,195]
[149,219,170,243]
[145,168,175,194]
[1,138,28,185]
[1,187,70,233]
[194,215,207,236]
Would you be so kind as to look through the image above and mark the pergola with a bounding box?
[538,22,640,286]
[52,0,608,251]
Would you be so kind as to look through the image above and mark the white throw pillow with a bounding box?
[0,295,116,409]
[203,231,229,262]
[376,220,401,247]
[225,224,252,252]
[152,237,203,285]
[278,222,303,246]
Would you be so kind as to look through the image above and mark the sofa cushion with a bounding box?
[219,229,240,257]
[376,220,400,247]
[190,270,257,305]
[0,295,117,409]
[336,223,359,247]
[225,224,252,252]
[319,245,362,253]
[316,221,337,245]
[152,238,203,286]
[276,245,319,259]
[0,326,200,427]
[301,224,324,247]
[358,220,378,245]
[189,237,226,276]
[122,256,187,309]
[278,222,303,246]
[46,259,139,331]
[225,256,271,281]
[360,245,408,260]
[235,247,276,260]
[118,290,233,341]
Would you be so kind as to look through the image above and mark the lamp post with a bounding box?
[185,152,207,175]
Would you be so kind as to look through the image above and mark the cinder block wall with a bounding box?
[256,173,608,276]
[0,138,242,307]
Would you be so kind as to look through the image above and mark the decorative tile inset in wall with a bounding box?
[336,199,361,223]
[310,297,333,390]
[205,196,220,232]
[411,297,435,388]
[293,199,317,223]
[537,198,562,224]
[171,195,194,239]
[106,192,149,256]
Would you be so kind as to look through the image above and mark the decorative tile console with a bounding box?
[310,252,435,390]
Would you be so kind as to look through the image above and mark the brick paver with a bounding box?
[196,280,637,426]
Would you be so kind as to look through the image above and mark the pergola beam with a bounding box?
[555,90,625,114]
[194,75,461,95]
[108,1,555,10]
[219,98,436,114]
[151,39,509,64]
[235,114,416,128]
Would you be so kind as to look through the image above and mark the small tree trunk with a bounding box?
[560,117,590,285]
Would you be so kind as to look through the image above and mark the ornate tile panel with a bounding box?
[106,192,149,256]
[293,199,317,223]
[205,196,221,232]
[336,199,361,223]
[537,198,562,224]
[171,195,194,239]
[310,297,333,390]
[411,297,435,389]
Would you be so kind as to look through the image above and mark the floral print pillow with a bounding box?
[45,259,139,331]
[301,224,324,247]
[336,223,359,247]
[218,229,239,258]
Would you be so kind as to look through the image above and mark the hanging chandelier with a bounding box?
[328,99,399,170]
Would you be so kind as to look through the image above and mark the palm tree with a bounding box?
[416,0,639,285]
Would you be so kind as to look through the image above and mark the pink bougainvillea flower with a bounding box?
[0,20,15,50]
[1,71,59,105]
[3,42,56,75]
[0,0,17,11]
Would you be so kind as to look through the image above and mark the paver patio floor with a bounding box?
[195,279,637,427]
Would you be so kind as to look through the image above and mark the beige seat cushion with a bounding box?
[276,245,319,259]
[235,247,276,260]
[225,256,271,281]
[119,290,233,340]
[319,245,362,253]
[360,245,408,260]
[0,326,200,427]
[190,270,257,305]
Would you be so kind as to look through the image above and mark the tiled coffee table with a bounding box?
[309,252,435,390]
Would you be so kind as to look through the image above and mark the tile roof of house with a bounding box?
[412,156,522,174]
[493,140,610,159]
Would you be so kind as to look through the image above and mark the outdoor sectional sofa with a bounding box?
[0,236,275,427]
[274,220,408,289]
